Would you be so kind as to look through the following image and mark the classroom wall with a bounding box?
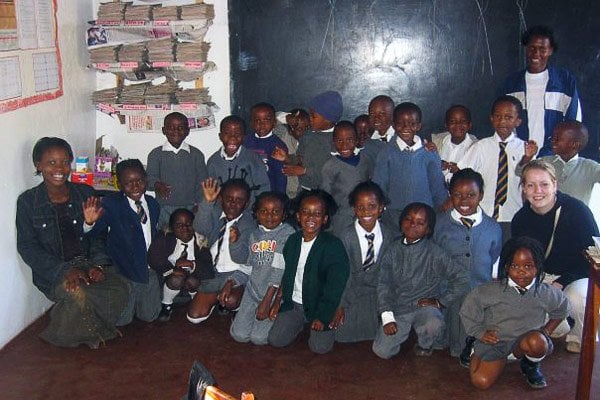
[95,0,230,164]
[0,3,97,348]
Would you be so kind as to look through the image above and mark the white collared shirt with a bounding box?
[254,131,273,139]
[450,208,483,228]
[396,135,423,152]
[162,140,190,155]
[210,212,250,274]
[371,125,394,142]
[168,236,196,266]
[457,132,525,222]
[292,235,317,304]
[355,220,383,264]
[126,195,152,251]
[508,277,536,293]
[220,145,243,161]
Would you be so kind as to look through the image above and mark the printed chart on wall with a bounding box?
[0,0,62,114]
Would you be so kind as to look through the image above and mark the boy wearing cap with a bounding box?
[273,91,343,190]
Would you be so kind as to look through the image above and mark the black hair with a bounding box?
[252,191,290,220]
[369,95,394,110]
[32,137,74,174]
[353,114,370,125]
[294,189,338,229]
[445,104,472,123]
[168,208,195,229]
[556,120,589,149]
[499,236,546,292]
[251,102,276,117]
[116,158,146,181]
[220,178,251,200]
[333,120,357,138]
[399,202,435,239]
[449,168,485,194]
[491,95,523,115]
[348,180,388,207]
[164,112,189,128]
[288,108,309,120]
[394,102,422,123]
[219,115,246,133]
[521,25,558,51]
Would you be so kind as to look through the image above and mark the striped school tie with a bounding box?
[460,217,474,229]
[363,233,376,271]
[134,200,147,224]
[213,217,227,265]
[493,142,508,220]
[178,243,188,261]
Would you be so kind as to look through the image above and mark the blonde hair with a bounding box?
[521,159,557,185]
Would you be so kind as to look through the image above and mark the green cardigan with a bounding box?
[280,231,350,327]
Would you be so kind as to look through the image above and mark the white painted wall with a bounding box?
[95,0,230,162]
[0,2,97,348]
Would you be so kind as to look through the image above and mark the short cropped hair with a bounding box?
[116,159,146,181]
[491,95,523,115]
[220,115,246,133]
[394,102,422,123]
[521,25,558,51]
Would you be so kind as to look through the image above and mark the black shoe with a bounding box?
[520,358,547,389]
[459,336,475,368]
[157,303,173,322]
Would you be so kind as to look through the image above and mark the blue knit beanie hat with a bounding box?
[308,91,343,123]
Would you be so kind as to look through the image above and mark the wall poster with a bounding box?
[0,0,62,113]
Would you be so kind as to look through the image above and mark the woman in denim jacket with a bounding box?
[16,137,129,348]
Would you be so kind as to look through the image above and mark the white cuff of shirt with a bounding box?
[83,222,95,233]
[381,311,395,326]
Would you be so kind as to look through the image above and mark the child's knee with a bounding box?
[521,331,548,357]
[471,372,494,390]
[372,341,396,359]
[230,324,250,343]
[166,275,185,290]
[185,277,200,292]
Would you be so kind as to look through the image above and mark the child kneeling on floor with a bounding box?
[459,236,570,390]
[373,202,469,359]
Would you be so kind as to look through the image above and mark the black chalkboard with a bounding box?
[229,0,600,159]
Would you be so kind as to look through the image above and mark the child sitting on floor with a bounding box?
[147,208,214,322]
[230,191,295,345]
[268,190,349,354]
[460,236,569,390]
[373,202,469,359]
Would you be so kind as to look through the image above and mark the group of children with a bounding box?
[52,83,599,392]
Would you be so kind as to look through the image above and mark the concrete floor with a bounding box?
[0,305,598,400]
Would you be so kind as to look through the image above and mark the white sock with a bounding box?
[162,285,180,305]
[526,354,545,363]
[189,291,197,299]
[186,305,215,324]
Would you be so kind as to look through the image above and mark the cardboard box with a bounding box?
[71,172,94,186]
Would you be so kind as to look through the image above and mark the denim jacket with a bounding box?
[16,182,110,298]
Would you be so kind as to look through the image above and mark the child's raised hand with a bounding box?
[383,322,398,336]
[524,140,539,159]
[154,181,172,199]
[271,146,288,162]
[282,165,306,177]
[329,307,345,329]
[480,329,500,344]
[229,226,240,243]
[310,319,325,331]
[202,177,221,203]
[423,139,438,153]
[87,266,105,283]
[82,196,103,225]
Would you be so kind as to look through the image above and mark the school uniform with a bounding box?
[320,152,373,236]
[373,238,469,359]
[373,135,448,231]
[435,132,477,182]
[460,279,569,360]
[206,146,271,201]
[193,200,256,291]
[88,191,162,325]
[458,132,525,223]
[433,208,502,356]
[146,141,208,228]
[295,129,334,190]
[244,131,289,194]
[268,231,349,354]
[335,220,396,343]
[230,223,296,345]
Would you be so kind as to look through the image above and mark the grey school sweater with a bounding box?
[296,130,334,190]
[460,280,569,342]
[146,145,208,206]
